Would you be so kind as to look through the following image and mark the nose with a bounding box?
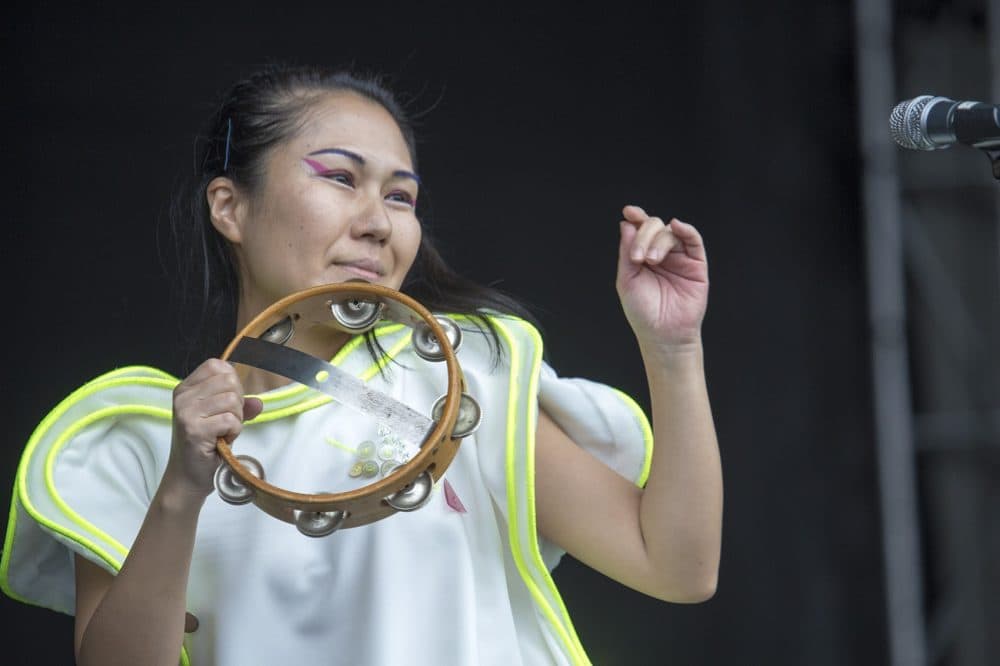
[351,191,392,244]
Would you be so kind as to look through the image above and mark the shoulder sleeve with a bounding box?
[537,362,653,489]
[470,314,653,486]
[1,366,177,615]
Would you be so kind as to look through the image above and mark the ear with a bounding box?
[206,176,245,244]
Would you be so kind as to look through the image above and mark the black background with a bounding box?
[1,2,881,664]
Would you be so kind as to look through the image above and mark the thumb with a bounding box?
[242,397,264,422]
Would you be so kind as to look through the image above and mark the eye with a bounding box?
[321,170,355,187]
[385,190,416,207]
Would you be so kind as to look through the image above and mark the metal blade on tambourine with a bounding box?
[229,336,434,448]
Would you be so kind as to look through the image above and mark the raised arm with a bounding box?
[74,359,262,666]
[535,205,722,602]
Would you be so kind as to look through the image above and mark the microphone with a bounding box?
[890,96,1000,150]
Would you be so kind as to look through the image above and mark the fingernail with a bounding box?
[647,250,660,261]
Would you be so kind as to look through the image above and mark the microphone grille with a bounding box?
[889,95,938,150]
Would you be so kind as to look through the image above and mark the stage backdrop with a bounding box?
[0,2,882,664]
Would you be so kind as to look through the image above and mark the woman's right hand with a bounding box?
[167,359,264,499]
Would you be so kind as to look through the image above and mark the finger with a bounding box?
[184,612,200,634]
[618,221,639,269]
[201,411,244,445]
[645,228,680,263]
[178,371,244,404]
[243,397,264,422]
[182,358,235,386]
[668,219,708,262]
[198,412,243,442]
[178,410,243,448]
[190,392,245,420]
[630,217,669,262]
[176,360,241,402]
[621,204,649,225]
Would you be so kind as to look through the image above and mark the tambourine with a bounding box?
[212,281,481,537]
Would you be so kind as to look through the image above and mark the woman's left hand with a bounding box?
[616,204,709,350]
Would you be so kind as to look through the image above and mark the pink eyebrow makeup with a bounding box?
[305,147,421,186]
[303,158,329,173]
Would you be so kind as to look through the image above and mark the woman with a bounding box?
[1,65,721,665]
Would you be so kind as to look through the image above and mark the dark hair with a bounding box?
[168,63,538,372]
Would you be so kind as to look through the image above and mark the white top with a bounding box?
[1,316,652,666]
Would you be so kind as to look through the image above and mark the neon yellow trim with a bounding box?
[517,320,590,664]
[5,393,192,664]
[494,318,590,665]
[324,437,356,454]
[80,366,179,387]
[0,494,30,605]
[14,377,175,547]
[610,388,654,487]
[45,405,174,558]
[2,375,174,604]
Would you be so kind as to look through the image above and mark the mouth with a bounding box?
[334,259,385,281]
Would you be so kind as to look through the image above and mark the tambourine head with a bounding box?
[215,455,265,505]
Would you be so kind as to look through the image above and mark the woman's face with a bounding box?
[216,91,422,319]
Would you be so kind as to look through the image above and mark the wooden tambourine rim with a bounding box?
[215,282,463,526]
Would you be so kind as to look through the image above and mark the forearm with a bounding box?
[77,470,203,666]
[637,339,722,601]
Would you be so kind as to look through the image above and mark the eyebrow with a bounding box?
[307,147,421,186]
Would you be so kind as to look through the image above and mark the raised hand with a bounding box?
[615,205,709,350]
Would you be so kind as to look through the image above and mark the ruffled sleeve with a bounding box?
[1,366,177,615]
[537,362,652,489]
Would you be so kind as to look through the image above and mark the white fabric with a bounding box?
[1,318,651,666]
